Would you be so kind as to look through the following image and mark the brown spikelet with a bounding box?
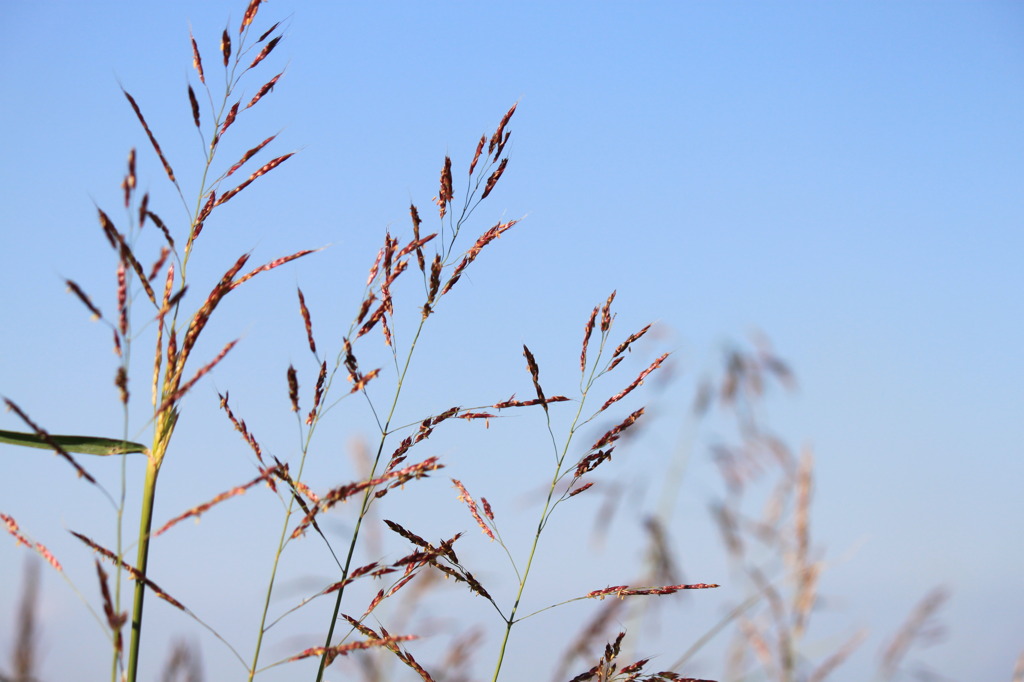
[568,482,595,498]
[147,210,174,249]
[189,30,205,84]
[423,254,442,318]
[440,219,518,296]
[230,248,315,290]
[408,205,428,273]
[215,152,293,206]
[122,89,176,183]
[492,395,571,409]
[600,290,616,332]
[436,156,453,219]
[97,206,118,249]
[1,515,64,572]
[240,0,263,33]
[480,158,507,199]
[249,35,280,68]
[219,101,239,136]
[585,583,719,600]
[258,22,281,43]
[4,400,96,484]
[220,29,231,65]
[452,479,494,540]
[70,532,185,611]
[592,407,644,450]
[246,71,281,109]
[147,247,170,283]
[138,192,149,228]
[287,365,299,412]
[296,287,316,354]
[226,135,276,178]
[122,148,136,207]
[95,561,127,653]
[489,102,517,158]
[219,391,265,464]
[154,466,281,536]
[101,217,157,306]
[522,345,549,412]
[469,134,486,176]
[285,635,418,666]
[580,306,598,372]
[187,84,200,128]
[66,280,102,320]
[115,366,129,404]
[156,338,239,415]
[599,352,669,412]
[190,190,216,245]
[612,324,651,359]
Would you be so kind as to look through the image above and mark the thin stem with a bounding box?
[314,320,428,682]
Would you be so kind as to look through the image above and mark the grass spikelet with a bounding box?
[249,35,280,68]
[70,532,186,611]
[297,288,316,355]
[258,22,281,43]
[215,152,294,206]
[409,204,426,272]
[287,365,299,412]
[580,305,598,372]
[220,29,231,65]
[436,156,453,219]
[452,479,494,540]
[1,515,64,573]
[246,72,282,109]
[600,290,616,332]
[154,466,282,536]
[600,353,669,412]
[4,400,97,484]
[469,134,486,176]
[138,192,149,227]
[156,338,239,415]
[65,279,102,320]
[219,101,240,136]
[585,583,719,600]
[489,102,517,159]
[219,391,264,465]
[189,29,205,83]
[95,560,127,652]
[226,136,276,178]
[592,407,644,450]
[115,366,129,404]
[568,482,594,498]
[879,587,949,679]
[187,84,200,128]
[146,247,171,283]
[146,209,174,248]
[240,0,263,33]
[229,248,314,290]
[612,324,651,359]
[122,148,136,207]
[522,344,548,412]
[286,635,419,666]
[122,89,176,183]
[441,219,517,296]
[480,158,507,199]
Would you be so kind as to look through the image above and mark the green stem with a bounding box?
[490,390,591,682]
[126,456,161,682]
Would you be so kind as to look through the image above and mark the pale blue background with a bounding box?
[1,2,1022,681]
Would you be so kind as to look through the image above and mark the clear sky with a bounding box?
[1,2,1022,681]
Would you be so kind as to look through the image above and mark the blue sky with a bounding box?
[1,2,1022,681]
